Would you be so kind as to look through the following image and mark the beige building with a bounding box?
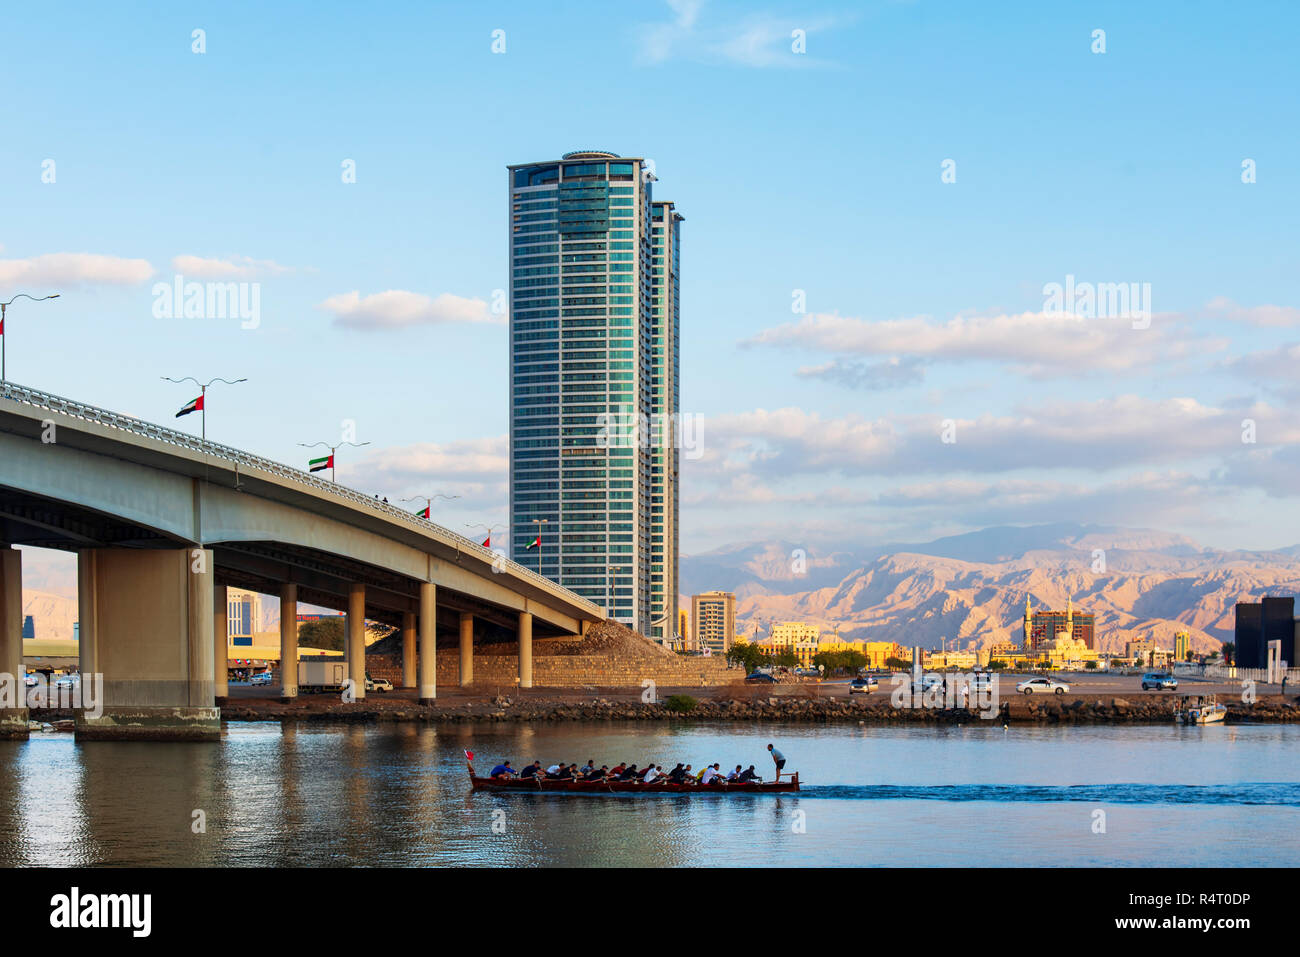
[769,622,820,647]
[691,591,735,655]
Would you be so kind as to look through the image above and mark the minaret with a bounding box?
[1023,596,1033,649]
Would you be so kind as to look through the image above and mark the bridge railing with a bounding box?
[0,380,602,617]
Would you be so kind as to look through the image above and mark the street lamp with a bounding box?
[402,493,460,519]
[162,375,246,441]
[297,440,370,483]
[465,520,504,548]
[1,293,60,383]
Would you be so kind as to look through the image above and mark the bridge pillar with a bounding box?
[77,550,100,679]
[459,613,473,686]
[418,584,436,704]
[213,582,228,705]
[347,583,365,700]
[0,547,29,739]
[280,584,298,702]
[75,548,219,741]
[519,611,533,689]
[401,611,417,690]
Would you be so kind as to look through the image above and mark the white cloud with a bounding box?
[746,310,1220,377]
[689,396,1300,480]
[637,1,838,67]
[318,290,500,329]
[0,252,153,286]
[1204,296,1300,328]
[171,255,295,279]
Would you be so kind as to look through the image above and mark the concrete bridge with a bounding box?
[0,382,605,740]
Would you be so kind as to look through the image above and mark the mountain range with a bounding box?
[679,524,1300,654]
[19,524,1300,654]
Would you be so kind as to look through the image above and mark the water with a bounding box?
[1,721,1296,866]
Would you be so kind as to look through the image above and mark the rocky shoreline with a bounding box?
[215,693,1300,726]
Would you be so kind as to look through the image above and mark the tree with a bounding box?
[726,641,766,672]
[1220,642,1235,666]
[298,617,344,652]
[813,649,868,675]
[884,656,910,670]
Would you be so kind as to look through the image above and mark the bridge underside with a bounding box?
[0,487,566,643]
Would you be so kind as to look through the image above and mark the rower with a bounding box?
[726,765,742,782]
[737,764,759,782]
[489,760,516,780]
[643,764,662,784]
[767,743,787,782]
[700,764,723,785]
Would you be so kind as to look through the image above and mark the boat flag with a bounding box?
[308,454,334,473]
[481,535,491,548]
[525,534,540,550]
[464,749,474,761]
[175,395,203,418]
[415,504,430,519]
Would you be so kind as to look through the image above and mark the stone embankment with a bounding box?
[218,692,1300,726]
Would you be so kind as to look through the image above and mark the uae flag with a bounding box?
[308,454,334,473]
[175,395,203,418]
[415,505,430,519]
[525,534,540,550]
[481,535,491,548]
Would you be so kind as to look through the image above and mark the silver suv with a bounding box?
[1141,672,1178,691]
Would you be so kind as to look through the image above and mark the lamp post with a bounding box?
[1,293,61,383]
[465,521,504,549]
[402,493,460,520]
[161,375,246,441]
[297,440,370,483]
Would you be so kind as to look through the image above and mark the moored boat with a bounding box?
[467,762,800,794]
[1175,694,1227,725]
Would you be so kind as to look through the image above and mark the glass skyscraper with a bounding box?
[507,151,681,640]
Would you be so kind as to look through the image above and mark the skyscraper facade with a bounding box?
[507,151,681,638]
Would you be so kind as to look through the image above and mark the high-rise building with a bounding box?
[691,591,735,655]
[507,151,681,638]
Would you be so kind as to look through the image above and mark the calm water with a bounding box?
[0,721,1297,867]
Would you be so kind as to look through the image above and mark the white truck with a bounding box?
[298,659,348,694]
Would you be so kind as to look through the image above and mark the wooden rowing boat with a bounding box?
[467,763,800,793]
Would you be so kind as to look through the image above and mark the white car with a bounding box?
[365,676,393,693]
[1017,676,1069,695]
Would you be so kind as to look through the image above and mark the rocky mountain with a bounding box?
[680,524,1300,654]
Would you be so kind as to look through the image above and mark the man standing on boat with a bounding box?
[768,743,787,782]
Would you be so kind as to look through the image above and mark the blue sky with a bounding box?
[4,0,1300,561]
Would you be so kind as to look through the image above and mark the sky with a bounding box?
[4,0,1300,567]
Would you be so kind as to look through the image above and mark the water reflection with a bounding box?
[0,722,1295,867]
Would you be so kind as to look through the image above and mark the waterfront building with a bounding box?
[691,591,735,655]
[507,151,682,638]
[1233,596,1296,669]
[1023,595,1095,650]
[1175,630,1191,662]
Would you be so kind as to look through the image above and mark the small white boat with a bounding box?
[1176,695,1226,725]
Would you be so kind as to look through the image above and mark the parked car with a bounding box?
[849,676,878,694]
[1141,671,1178,691]
[249,671,273,686]
[745,671,777,684]
[365,675,394,693]
[1016,676,1070,695]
